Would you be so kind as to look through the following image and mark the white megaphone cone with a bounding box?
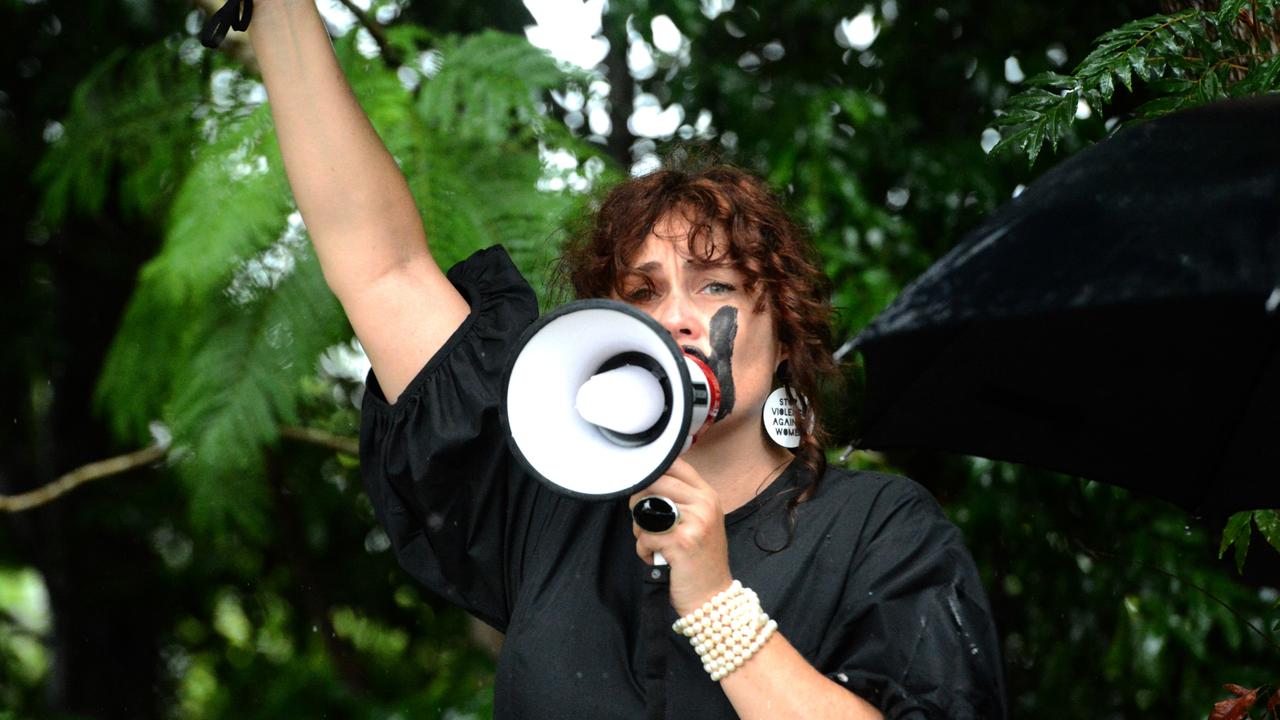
[501,299,720,500]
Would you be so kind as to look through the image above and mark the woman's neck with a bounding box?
[682,423,795,513]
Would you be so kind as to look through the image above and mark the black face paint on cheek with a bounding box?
[706,306,738,420]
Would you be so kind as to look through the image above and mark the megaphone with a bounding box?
[501,299,720,500]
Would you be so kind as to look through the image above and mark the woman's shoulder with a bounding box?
[812,465,943,514]
[801,464,955,543]
[361,245,537,416]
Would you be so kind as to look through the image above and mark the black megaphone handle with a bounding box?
[200,0,254,49]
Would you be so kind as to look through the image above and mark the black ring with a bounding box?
[632,496,680,534]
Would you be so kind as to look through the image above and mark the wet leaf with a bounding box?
[1253,510,1280,553]
[1210,684,1259,720]
[1219,512,1253,573]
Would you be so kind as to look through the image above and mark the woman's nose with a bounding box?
[655,292,698,339]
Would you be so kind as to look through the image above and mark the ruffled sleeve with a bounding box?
[822,479,1008,719]
[358,246,545,632]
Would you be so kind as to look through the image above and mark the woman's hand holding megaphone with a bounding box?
[630,458,734,617]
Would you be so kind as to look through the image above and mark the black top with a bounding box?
[359,247,1007,719]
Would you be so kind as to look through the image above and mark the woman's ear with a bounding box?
[774,358,791,385]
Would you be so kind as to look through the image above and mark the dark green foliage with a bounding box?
[1221,510,1280,574]
[41,25,602,540]
[34,43,205,227]
[927,459,1280,716]
[992,4,1280,164]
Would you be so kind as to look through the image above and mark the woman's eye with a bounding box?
[625,287,655,302]
[703,281,736,295]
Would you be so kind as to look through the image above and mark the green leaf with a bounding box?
[1099,72,1115,102]
[1026,71,1076,90]
[1233,55,1280,96]
[1216,0,1248,25]
[1114,62,1134,92]
[1126,48,1152,81]
[1219,511,1253,574]
[1254,510,1280,554]
[1196,68,1226,104]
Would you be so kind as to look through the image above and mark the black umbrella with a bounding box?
[848,95,1280,522]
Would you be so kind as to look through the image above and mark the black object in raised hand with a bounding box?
[200,0,254,49]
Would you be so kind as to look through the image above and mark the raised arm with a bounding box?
[249,0,469,403]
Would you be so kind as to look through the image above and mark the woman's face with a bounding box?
[616,213,784,441]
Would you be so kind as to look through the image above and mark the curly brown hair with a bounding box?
[556,160,838,486]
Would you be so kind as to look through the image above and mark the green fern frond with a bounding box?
[95,277,204,444]
[166,244,346,539]
[417,30,574,145]
[1231,55,1280,95]
[990,6,1280,165]
[989,87,1079,165]
[93,19,610,542]
[1217,0,1280,26]
[34,43,204,227]
[144,101,294,304]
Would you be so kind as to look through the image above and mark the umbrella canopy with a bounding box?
[849,96,1280,521]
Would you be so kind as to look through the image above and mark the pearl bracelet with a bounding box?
[671,580,778,681]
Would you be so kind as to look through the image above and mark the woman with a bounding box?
[248,2,1005,717]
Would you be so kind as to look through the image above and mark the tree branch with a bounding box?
[333,0,403,67]
[0,427,359,513]
[0,445,167,513]
[279,425,360,456]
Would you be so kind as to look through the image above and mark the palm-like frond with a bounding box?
[166,244,347,537]
[992,5,1280,164]
[88,27,609,537]
[35,44,204,227]
[145,101,294,304]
